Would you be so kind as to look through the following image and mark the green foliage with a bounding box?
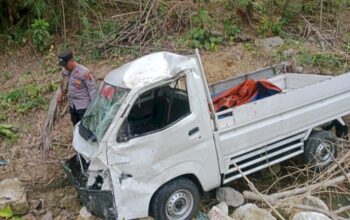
[192,9,210,28]
[0,205,13,218]
[23,0,48,18]
[258,16,286,36]
[0,124,17,140]
[346,41,350,53]
[0,71,13,83]
[188,9,222,50]
[223,19,241,41]
[232,0,254,12]
[5,26,27,46]
[31,19,50,52]
[189,28,222,50]
[283,2,303,21]
[0,84,47,113]
[299,53,343,68]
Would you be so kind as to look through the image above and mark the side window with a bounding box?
[117,75,190,141]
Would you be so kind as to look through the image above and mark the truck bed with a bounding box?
[210,68,350,183]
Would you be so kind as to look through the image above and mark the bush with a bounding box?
[223,19,241,41]
[31,18,50,52]
[188,9,222,50]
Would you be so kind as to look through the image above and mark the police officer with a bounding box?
[57,51,97,126]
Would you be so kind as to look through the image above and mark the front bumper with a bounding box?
[62,155,118,219]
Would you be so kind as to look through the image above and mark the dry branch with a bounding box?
[243,172,350,204]
[302,15,334,51]
[279,204,347,220]
[41,89,60,153]
[232,161,286,220]
[98,0,195,52]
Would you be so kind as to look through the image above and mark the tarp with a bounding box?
[212,79,282,112]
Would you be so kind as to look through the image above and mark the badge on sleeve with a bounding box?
[84,72,93,81]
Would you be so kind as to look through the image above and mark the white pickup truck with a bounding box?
[63,50,349,220]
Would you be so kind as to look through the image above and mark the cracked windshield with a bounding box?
[82,83,129,142]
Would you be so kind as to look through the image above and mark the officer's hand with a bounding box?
[57,92,63,103]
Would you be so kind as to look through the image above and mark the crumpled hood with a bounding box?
[104,51,196,89]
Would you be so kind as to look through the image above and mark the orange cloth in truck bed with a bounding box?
[212,79,282,112]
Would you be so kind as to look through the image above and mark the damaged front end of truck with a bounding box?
[62,81,131,219]
[62,154,117,219]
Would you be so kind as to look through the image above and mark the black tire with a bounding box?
[304,130,337,171]
[151,177,200,220]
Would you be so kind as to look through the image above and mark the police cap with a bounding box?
[58,51,73,67]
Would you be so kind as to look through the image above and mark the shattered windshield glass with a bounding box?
[81,83,129,142]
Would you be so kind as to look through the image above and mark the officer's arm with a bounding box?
[60,70,69,95]
[83,71,97,100]
[57,70,69,103]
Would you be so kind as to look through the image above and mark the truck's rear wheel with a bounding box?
[304,130,337,171]
[151,177,200,220]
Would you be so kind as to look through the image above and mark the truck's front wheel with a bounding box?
[151,177,200,220]
[304,130,337,171]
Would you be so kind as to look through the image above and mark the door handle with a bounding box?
[188,127,199,136]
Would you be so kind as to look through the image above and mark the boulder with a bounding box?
[208,206,234,220]
[292,211,331,220]
[21,213,36,220]
[255,37,284,52]
[10,201,29,215]
[77,207,93,220]
[0,178,29,215]
[283,49,298,57]
[303,195,329,211]
[277,195,329,218]
[216,187,244,207]
[232,203,276,220]
[0,178,26,207]
[40,211,54,220]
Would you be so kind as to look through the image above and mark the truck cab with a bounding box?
[64,51,221,219]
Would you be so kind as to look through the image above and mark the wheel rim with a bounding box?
[315,141,334,165]
[166,189,193,220]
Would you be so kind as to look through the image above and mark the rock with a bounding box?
[21,213,36,220]
[44,192,63,210]
[41,211,54,220]
[293,66,304,73]
[49,207,61,218]
[303,195,329,211]
[10,200,29,215]
[236,34,253,42]
[29,199,43,210]
[232,203,276,220]
[0,178,29,215]
[255,37,285,52]
[77,207,92,220]
[55,209,71,220]
[278,195,329,218]
[292,211,331,220]
[283,49,297,57]
[208,205,234,220]
[216,187,244,207]
[0,178,26,207]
